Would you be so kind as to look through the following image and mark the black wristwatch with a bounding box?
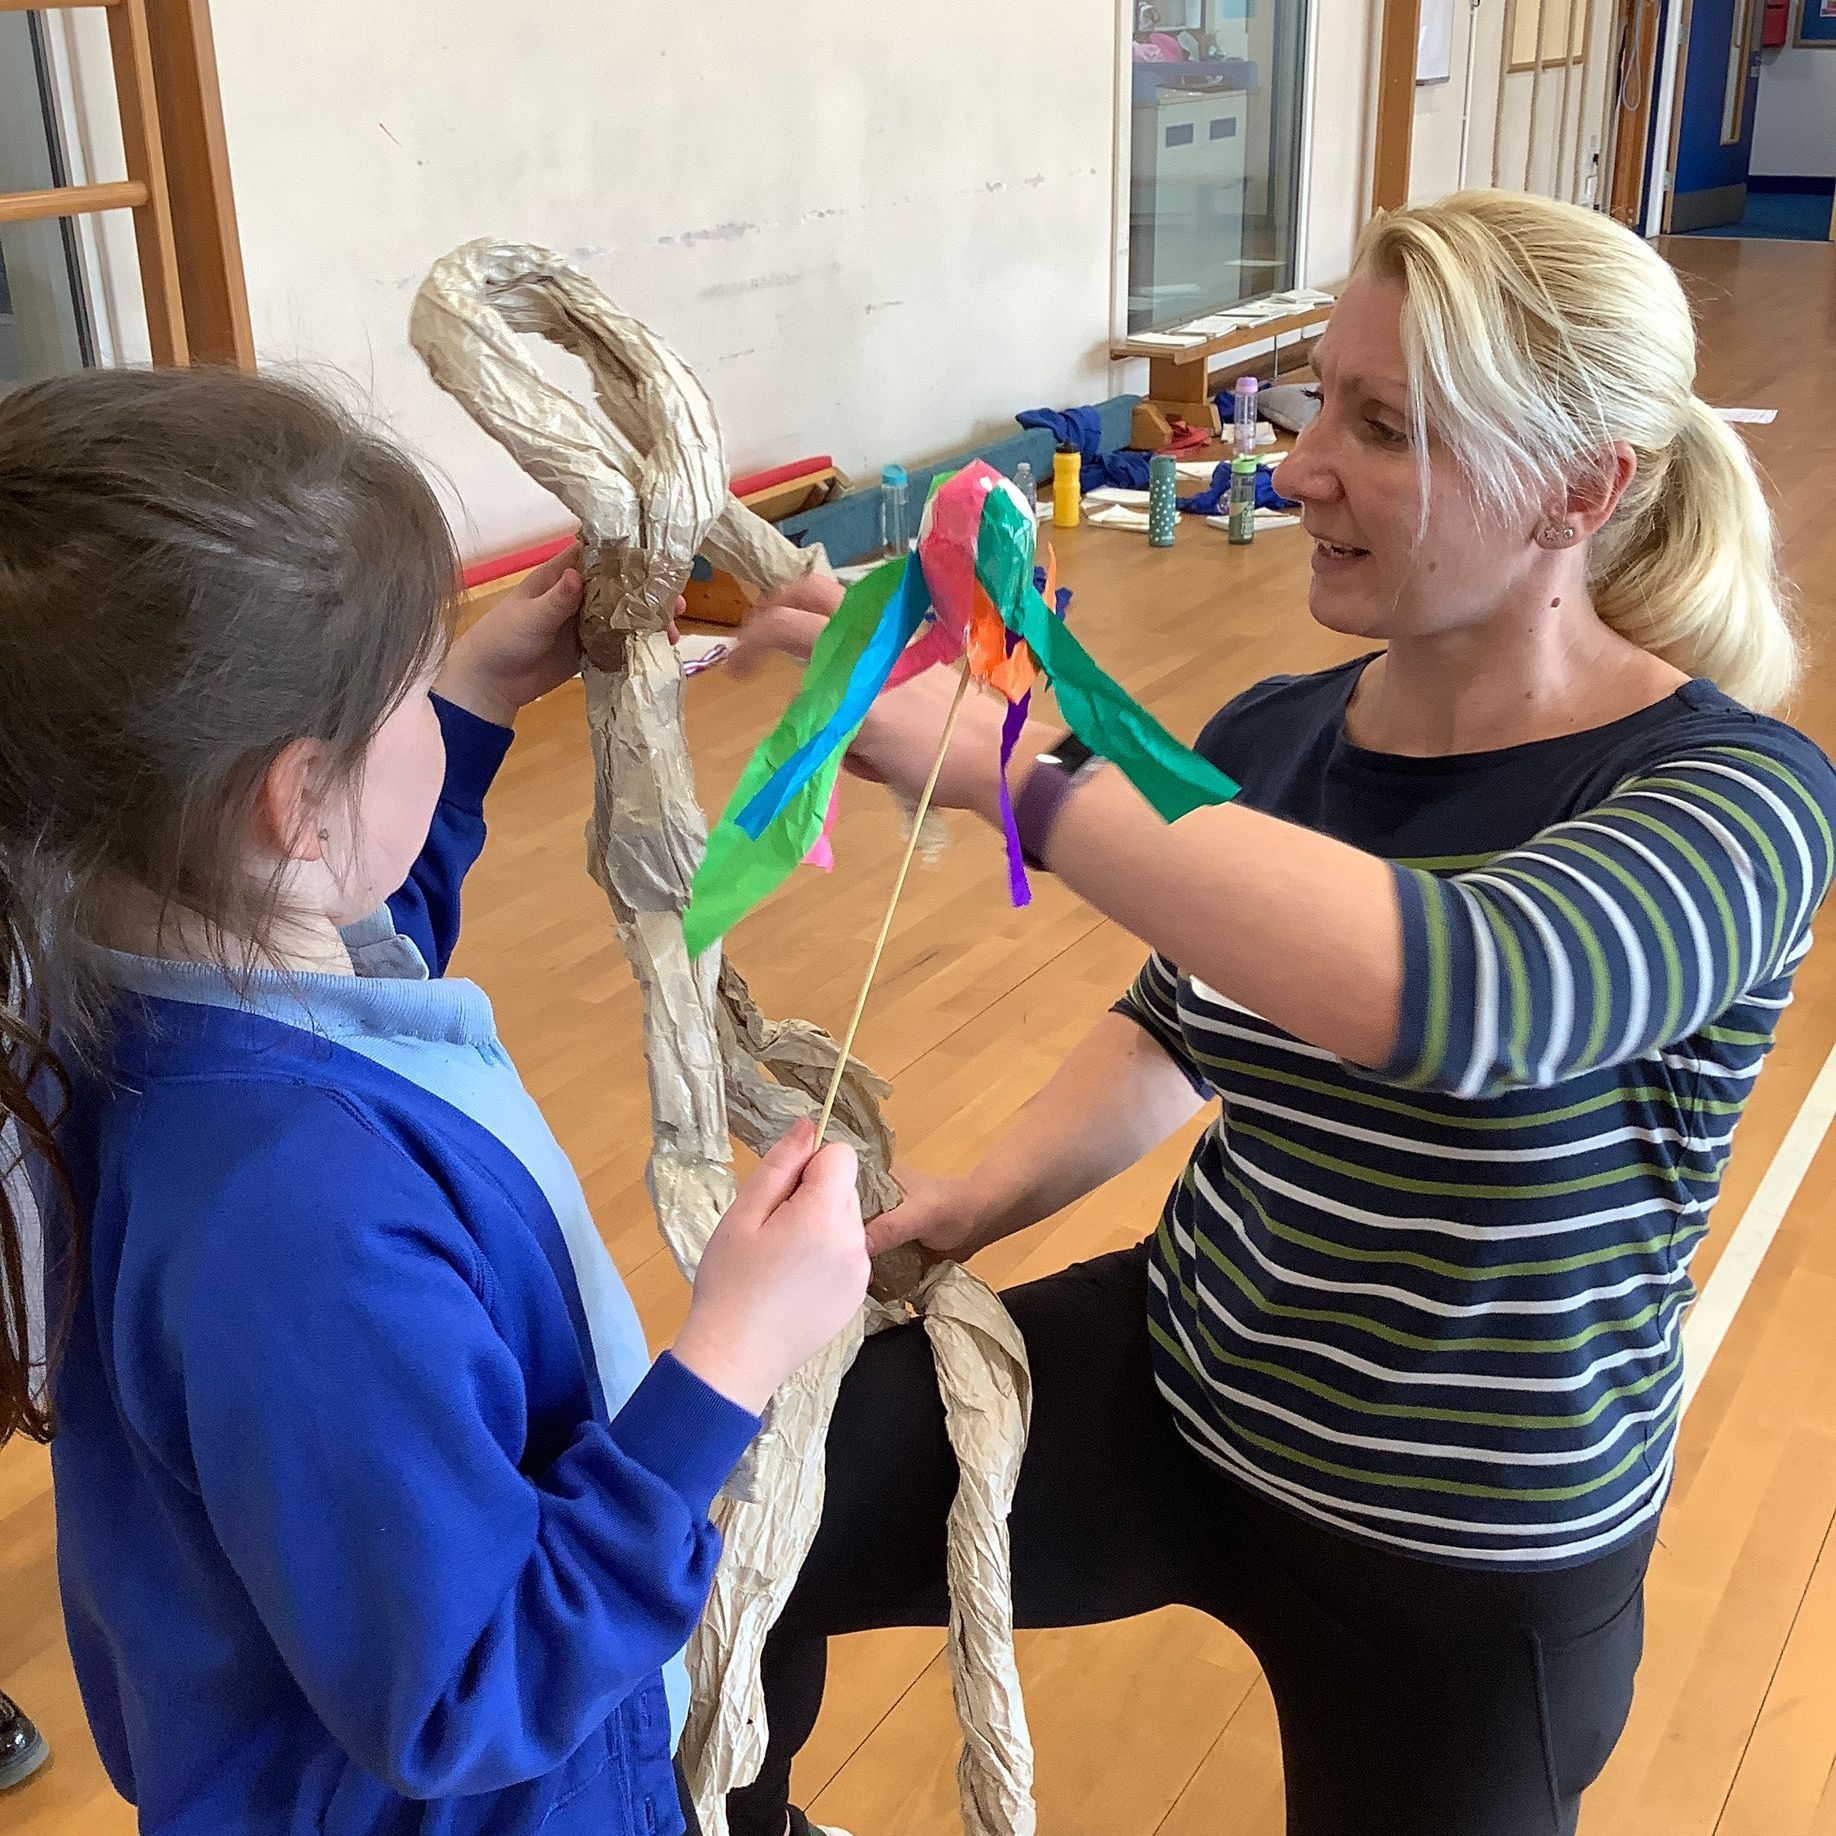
[1014,732,1103,871]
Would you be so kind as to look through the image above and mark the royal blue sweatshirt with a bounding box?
[44,698,758,1836]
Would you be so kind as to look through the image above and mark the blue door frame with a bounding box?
[1665,0,1763,229]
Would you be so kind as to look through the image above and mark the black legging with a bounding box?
[727,1244,1652,1836]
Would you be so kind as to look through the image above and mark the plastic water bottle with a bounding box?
[1233,376,1260,459]
[1227,455,1259,545]
[1052,443,1081,529]
[880,463,910,556]
[1014,460,1038,517]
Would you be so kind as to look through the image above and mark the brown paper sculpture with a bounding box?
[410,241,1036,1836]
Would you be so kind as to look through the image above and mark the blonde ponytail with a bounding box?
[1356,191,1798,711]
[1590,397,1795,709]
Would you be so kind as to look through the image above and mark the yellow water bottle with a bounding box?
[1052,442,1081,529]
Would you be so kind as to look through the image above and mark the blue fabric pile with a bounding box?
[1015,406,1107,491]
[1177,461,1297,517]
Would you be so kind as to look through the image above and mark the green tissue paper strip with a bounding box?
[681,557,907,958]
[977,489,1241,821]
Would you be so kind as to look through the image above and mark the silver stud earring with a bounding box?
[1540,524,1576,548]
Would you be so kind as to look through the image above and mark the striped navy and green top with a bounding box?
[1116,659,1836,1569]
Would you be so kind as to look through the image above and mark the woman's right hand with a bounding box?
[729,570,1043,824]
[867,1165,996,1262]
[671,1121,870,1413]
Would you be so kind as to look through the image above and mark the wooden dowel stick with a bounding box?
[815,657,976,1142]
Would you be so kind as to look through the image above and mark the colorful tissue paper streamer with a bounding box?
[734,554,932,839]
[971,476,1240,824]
[681,554,930,958]
[997,641,1037,906]
[804,791,837,872]
[991,556,1071,906]
[681,461,1242,956]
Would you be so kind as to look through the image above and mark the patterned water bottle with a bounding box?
[1148,452,1178,548]
[1227,455,1259,545]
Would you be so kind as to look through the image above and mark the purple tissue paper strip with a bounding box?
[998,688,1033,908]
[994,576,1068,907]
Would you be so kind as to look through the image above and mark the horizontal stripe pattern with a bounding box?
[1122,744,1835,1567]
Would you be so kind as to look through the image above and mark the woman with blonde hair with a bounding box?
[726,191,1834,1835]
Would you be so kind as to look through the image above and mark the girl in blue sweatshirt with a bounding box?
[0,365,870,1836]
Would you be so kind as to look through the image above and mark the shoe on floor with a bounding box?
[788,1809,855,1836]
[0,1692,49,1791]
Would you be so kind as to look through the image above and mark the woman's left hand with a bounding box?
[845,668,1048,825]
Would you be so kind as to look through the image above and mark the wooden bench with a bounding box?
[1112,292,1337,428]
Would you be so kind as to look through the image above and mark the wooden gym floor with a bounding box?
[4,234,1835,1834]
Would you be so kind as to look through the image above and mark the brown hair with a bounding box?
[0,365,458,1444]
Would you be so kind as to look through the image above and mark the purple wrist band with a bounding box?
[1013,734,1097,872]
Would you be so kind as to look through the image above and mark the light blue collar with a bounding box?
[94,907,499,1049]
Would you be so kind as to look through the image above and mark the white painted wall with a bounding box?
[1751,45,1836,177]
[58,2,1378,560]
[216,0,1127,561]
[1309,0,1383,274]
[1410,0,1481,196]
[1409,0,1619,206]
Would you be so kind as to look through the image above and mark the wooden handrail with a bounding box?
[110,0,188,362]
[147,0,253,363]
[1371,0,1423,212]
[0,179,149,225]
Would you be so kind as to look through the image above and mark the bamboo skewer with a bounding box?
[815,656,977,1141]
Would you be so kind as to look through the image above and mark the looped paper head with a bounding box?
[916,462,1040,703]
[917,463,1029,644]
